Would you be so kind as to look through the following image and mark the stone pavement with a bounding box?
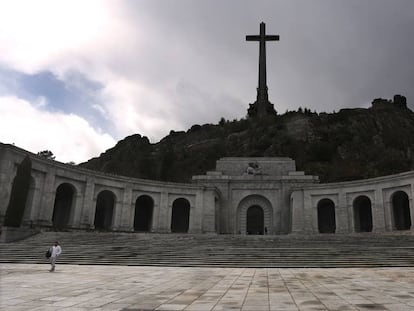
[1,264,414,311]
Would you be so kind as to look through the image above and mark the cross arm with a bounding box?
[265,35,280,41]
[246,35,260,41]
[246,35,280,41]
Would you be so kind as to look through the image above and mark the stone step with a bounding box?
[1,231,414,268]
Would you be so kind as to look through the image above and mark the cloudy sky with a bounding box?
[0,0,413,163]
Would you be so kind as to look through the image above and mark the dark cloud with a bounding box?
[2,0,413,152]
[124,0,414,118]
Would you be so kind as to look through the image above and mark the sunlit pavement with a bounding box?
[1,264,414,311]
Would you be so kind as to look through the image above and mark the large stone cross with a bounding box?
[246,22,279,117]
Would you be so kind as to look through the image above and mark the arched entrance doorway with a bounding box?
[392,191,411,230]
[317,199,336,233]
[52,183,75,228]
[171,198,190,233]
[353,195,373,232]
[246,205,264,235]
[94,190,115,230]
[134,195,154,232]
[237,195,273,235]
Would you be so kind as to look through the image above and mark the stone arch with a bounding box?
[237,195,273,235]
[52,183,76,229]
[317,198,336,233]
[353,195,373,232]
[94,190,116,230]
[134,195,154,232]
[391,191,411,230]
[171,198,190,233]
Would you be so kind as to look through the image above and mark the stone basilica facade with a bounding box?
[1,142,413,235]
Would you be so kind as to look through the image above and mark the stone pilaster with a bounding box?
[81,178,95,229]
[303,192,315,234]
[68,193,83,229]
[382,192,392,231]
[410,183,414,231]
[156,191,170,233]
[373,187,386,232]
[290,190,304,233]
[118,186,133,231]
[150,196,160,232]
[38,170,56,227]
[112,195,123,231]
[189,190,203,234]
[336,190,349,233]
[201,190,216,233]
[0,156,16,226]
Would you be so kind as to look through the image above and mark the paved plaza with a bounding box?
[1,264,414,311]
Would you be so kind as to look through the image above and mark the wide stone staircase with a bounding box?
[1,231,414,268]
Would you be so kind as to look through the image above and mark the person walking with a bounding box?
[49,241,62,272]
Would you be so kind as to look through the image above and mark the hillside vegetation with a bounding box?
[80,96,414,183]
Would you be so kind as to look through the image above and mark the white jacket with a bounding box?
[51,245,62,258]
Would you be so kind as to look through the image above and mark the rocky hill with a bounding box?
[80,95,414,183]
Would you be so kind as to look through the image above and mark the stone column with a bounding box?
[336,190,349,233]
[112,194,124,231]
[38,169,57,227]
[0,156,16,226]
[279,185,290,234]
[410,183,414,231]
[22,178,38,227]
[202,190,216,233]
[222,200,231,234]
[385,199,393,231]
[304,192,316,234]
[150,195,160,232]
[81,178,95,229]
[228,192,237,234]
[68,192,83,229]
[189,190,203,234]
[118,186,133,231]
[215,183,230,234]
[290,190,304,233]
[156,191,170,233]
[373,187,386,232]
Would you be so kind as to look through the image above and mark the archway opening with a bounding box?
[317,199,336,233]
[246,205,264,235]
[94,190,115,230]
[392,191,411,230]
[134,195,154,232]
[237,195,273,235]
[52,183,75,229]
[171,198,190,233]
[353,196,373,232]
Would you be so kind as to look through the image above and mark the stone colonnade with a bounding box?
[0,144,217,233]
[1,143,413,235]
[291,172,414,234]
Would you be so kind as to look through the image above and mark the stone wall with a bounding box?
[0,143,218,234]
[291,171,414,233]
[1,143,413,235]
[193,157,319,234]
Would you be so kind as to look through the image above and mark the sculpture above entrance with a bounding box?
[214,157,296,177]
